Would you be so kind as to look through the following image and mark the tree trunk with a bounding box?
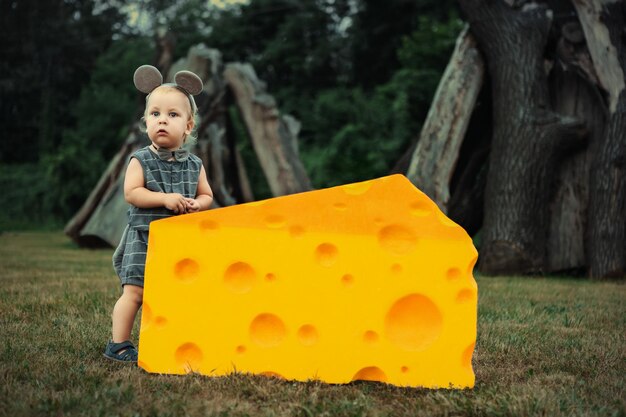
[548,66,605,272]
[573,0,626,278]
[547,14,608,272]
[406,25,484,213]
[224,63,312,196]
[459,0,587,275]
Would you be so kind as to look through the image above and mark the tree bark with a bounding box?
[406,25,484,213]
[573,0,626,278]
[548,66,604,272]
[547,15,608,272]
[459,0,587,275]
[224,63,312,197]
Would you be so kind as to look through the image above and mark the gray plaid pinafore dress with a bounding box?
[112,146,202,287]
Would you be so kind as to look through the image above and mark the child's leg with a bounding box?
[111,284,143,342]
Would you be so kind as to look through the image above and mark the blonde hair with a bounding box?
[140,84,200,146]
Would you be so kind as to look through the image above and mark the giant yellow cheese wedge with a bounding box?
[138,174,478,388]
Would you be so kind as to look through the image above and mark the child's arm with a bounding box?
[185,165,214,213]
[124,158,188,214]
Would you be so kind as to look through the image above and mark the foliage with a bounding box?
[348,0,460,87]
[1,231,624,416]
[144,0,217,58]
[42,37,154,218]
[300,86,411,188]
[0,165,62,231]
[0,0,128,164]
[203,1,464,192]
[297,12,464,188]
[207,0,353,93]
[1,0,464,227]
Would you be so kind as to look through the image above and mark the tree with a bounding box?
[44,37,154,218]
[348,0,459,87]
[443,0,626,278]
[573,0,626,278]
[0,0,128,164]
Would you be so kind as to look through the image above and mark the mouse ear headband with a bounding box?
[133,65,203,96]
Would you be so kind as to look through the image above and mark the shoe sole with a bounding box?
[103,353,137,364]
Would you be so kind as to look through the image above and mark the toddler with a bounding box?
[104,65,213,362]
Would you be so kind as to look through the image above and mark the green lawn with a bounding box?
[0,231,624,416]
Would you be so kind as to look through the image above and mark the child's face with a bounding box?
[145,87,194,150]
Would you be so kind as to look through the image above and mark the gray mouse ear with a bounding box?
[174,70,203,95]
[134,65,163,94]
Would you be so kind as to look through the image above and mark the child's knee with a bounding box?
[123,284,144,305]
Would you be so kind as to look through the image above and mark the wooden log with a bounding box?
[206,123,236,207]
[64,127,145,247]
[172,45,254,207]
[155,28,176,80]
[65,44,307,247]
[405,25,484,213]
[224,63,312,197]
[571,0,625,114]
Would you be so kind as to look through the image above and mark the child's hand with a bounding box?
[185,198,201,213]
[163,193,187,214]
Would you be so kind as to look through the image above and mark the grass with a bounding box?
[0,231,624,417]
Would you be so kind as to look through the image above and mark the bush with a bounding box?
[0,164,62,230]
[42,37,153,221]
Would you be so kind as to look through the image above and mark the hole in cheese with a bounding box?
[315,243,338,267]
[447,267,461,280]
[289,225,305,238]
[384,294,443,351]
[175,342,203,372]
[137,360,152,372]
[378,225,418,255]
[261,371,285,379]
[265,214,286,228]
[352,366,387,382]
[462,342,475,371]
[341,181,373,195]
[155,316,167,328]
[363,330,379,344]
[141,302,152,327]
[199,219,219,231]
[410,200,431,217]
[250,313,287,347]
[341,274,354,286]
[174,258,199,282]
[224,262,257,294]
[467,254,478,275]
[297,324,319,346]
[456,288,475,303]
